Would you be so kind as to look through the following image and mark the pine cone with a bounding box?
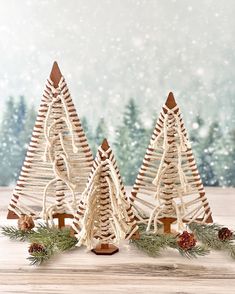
[177,231,197,250]
[18,215,35,231]
[218,227,233,241]
[28,243,45,254]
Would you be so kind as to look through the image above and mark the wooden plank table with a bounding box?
[0,187,235,293]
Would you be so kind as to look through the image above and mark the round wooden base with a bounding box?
[91,244,119,255]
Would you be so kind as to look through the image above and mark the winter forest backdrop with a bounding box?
[0,0,234,187]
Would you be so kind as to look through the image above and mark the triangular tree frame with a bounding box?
[131,92,213,233]
[7,62,93,227]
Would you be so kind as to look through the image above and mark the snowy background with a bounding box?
[0,0,234,187]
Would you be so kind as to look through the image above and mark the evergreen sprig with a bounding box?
[1,225,34,241]
[27,226,78,265]
[189,222,235,259]
[131,224,209,258]
[29,226,77,250]
[1,224,78,265]
[178,245,209,258]
[132,231,176,257]
[27,248,52,265]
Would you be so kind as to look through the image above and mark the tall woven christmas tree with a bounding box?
[73,138,138,255]
[7,62,93,227]
[131,92,213,234]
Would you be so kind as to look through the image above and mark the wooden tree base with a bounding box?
[91,244,119,255]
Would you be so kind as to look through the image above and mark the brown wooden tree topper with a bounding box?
[7,62,93,228]
[73,138,138,255]
[130,92,213,234]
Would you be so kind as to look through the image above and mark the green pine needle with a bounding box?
[27,226,78,265]
[178,245,210,259]
[1,224,78,265]
[131,224,210,258]
[27,249,52,265]
[189,222,235,259]
[1,225,34,241]
[131,233,176,257]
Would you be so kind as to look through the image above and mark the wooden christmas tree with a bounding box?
[130,92,213,234]
[73,138,138,255]
[7,62,93,227]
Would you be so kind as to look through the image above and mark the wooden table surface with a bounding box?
[0,187,235,294]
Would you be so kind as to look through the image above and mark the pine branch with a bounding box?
[1,226,33,241]
[28,225,77,251]
[131,224,175,256]
[131,233,176,257]
[132,224,210,258]
[189,223,222,246]
[27,248,53,265]
[189,222,235,259]
[27,226,78,264]
[1,224,78,265]
[178,245,210,259]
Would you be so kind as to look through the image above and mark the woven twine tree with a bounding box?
[7,62,93,228]
[73,138,139,255]
[130,92,213,234]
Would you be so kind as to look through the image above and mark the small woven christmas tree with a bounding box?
[131,92,213,234]
[7,62,93,227]
[73,138,138,255]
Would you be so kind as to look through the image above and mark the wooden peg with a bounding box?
[159,217,176,234]
[53,213,73,229]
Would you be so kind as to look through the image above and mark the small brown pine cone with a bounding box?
[177,231,197,250]
[28,243,45,254]
[218,227,233,241]
[18,215,35,231]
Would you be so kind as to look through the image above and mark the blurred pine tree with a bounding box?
[220,129,235,187]
[94,117,108,151]
[114,98,149,185]
[0,97,36,185]
[190,116,222,186]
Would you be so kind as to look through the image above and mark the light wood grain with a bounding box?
[0,187,235,294]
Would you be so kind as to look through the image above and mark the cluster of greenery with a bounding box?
[0,97,234,186]
[1,224,78,265]
[131,223,235,259]
[188,223,235,259]
[2,222,234,265]
[131,224,209,259]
